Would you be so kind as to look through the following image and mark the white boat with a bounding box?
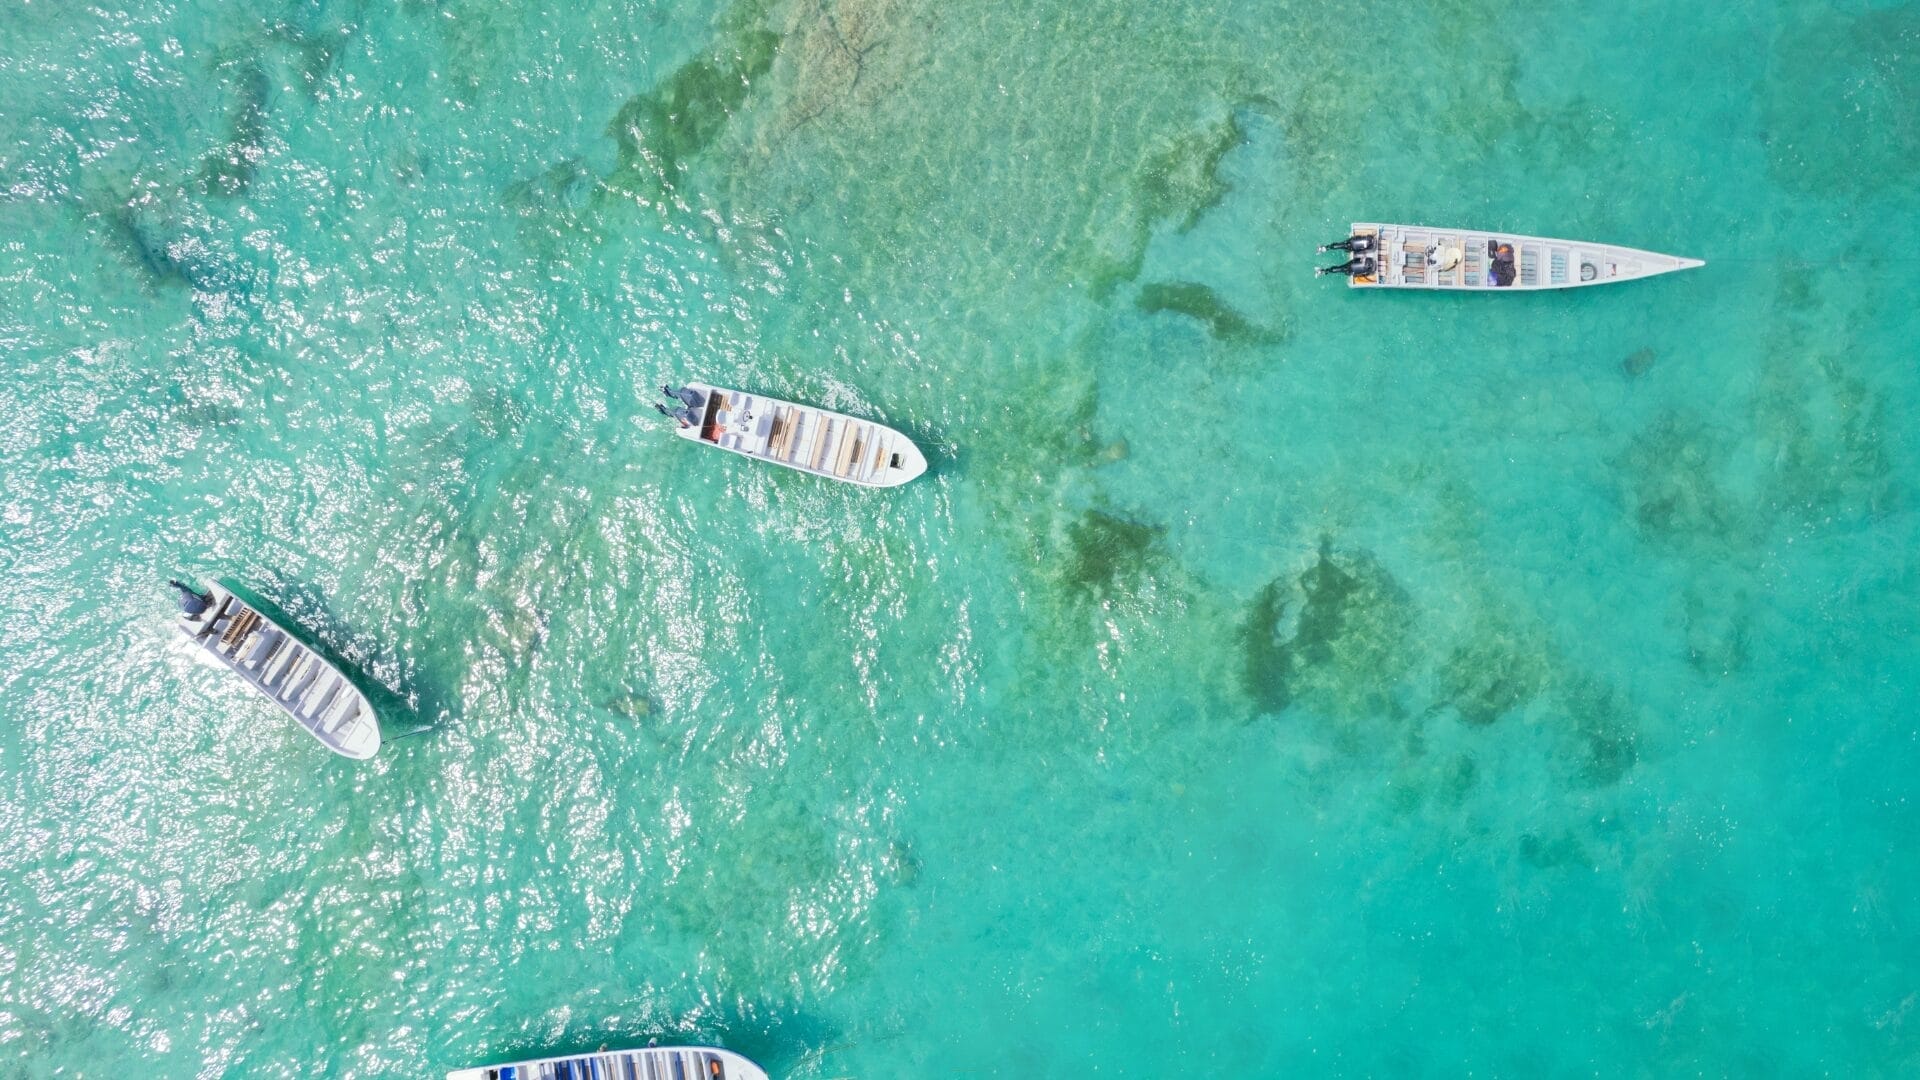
[1316,223,1703,290]
[659,381,927,488]
[447,1045,770,1080]
[171,580,380,760]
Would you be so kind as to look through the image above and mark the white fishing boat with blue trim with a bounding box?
[1316,223,1703,290]
[170,579,380,760]
[656,381,927,488]
[446,1045,770,1080]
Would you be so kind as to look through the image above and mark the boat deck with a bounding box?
[449,1046,765,1080]
[178,584,379,759]
[1348,223,1700,290]
[679,383,925,487]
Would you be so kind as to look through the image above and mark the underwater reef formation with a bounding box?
[1062,508,1164,606]
[1239,539,1416,720]
[1435,620,1551,727]
[1075,109,1245,297]
[1612,409,1748,553]
[780,0,928,130]
[606,2,781,198]
[195,58,271,198]
[1135,281,1282,346]
[1613,350,1896,556]
[1554,675,1639,788]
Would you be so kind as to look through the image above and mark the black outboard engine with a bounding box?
[1318,233,1376,255]
[1316,255,1377,278]
[169,579,212,616]
[661,385,705,410]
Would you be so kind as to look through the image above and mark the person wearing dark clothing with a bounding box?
[169,580,212,616]
[1487,240,1517,287]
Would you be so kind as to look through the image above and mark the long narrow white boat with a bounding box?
[1316,223,1703,290]
[447,1045,770,1080]
[658,381,927,488]
[171,579,380,760]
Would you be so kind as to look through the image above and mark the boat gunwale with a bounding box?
[176,581,381,760]
[674,381,927,488]
[1344,221,1703,291]
[444,1044,770,1080]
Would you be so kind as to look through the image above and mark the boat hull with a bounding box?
[446,1045,770,1080]
[1338,223,1703,291]
[669,381,927,488]
[175,581,381,760]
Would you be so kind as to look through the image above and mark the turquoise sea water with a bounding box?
[3,0,1918,1075]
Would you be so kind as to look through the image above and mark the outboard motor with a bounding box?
[1315,255,1377,278]
[1318,233,1376,254]
[169,580,212,617]
[663,385,704,410]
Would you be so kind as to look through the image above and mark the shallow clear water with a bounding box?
[2,0,1917,1075]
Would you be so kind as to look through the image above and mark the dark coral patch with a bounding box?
[1240,577,1295,714]
[1621,347,1656,378]
[1135,281,1280,345]
[196,59,270,198]
[607,15,780,196]
[1078,109,1246,296]
[1519,830,1590,871]
[1612,410,1746,550]
[1559,677,1640,788]
[1436,624,1548,726]
[1137,111,1244,234]
[1063,508,1162,603]
[1240,539,1415,720]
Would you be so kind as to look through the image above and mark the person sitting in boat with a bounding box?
[169,580,212,616]
[1487,240,1517,286]
[1316,255,1376,277]
[1319,233,1376,255]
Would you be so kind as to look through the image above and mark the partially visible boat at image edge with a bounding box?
[446,1045,770,1080]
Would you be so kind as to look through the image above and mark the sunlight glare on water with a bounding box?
[1,0,1917,1075]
